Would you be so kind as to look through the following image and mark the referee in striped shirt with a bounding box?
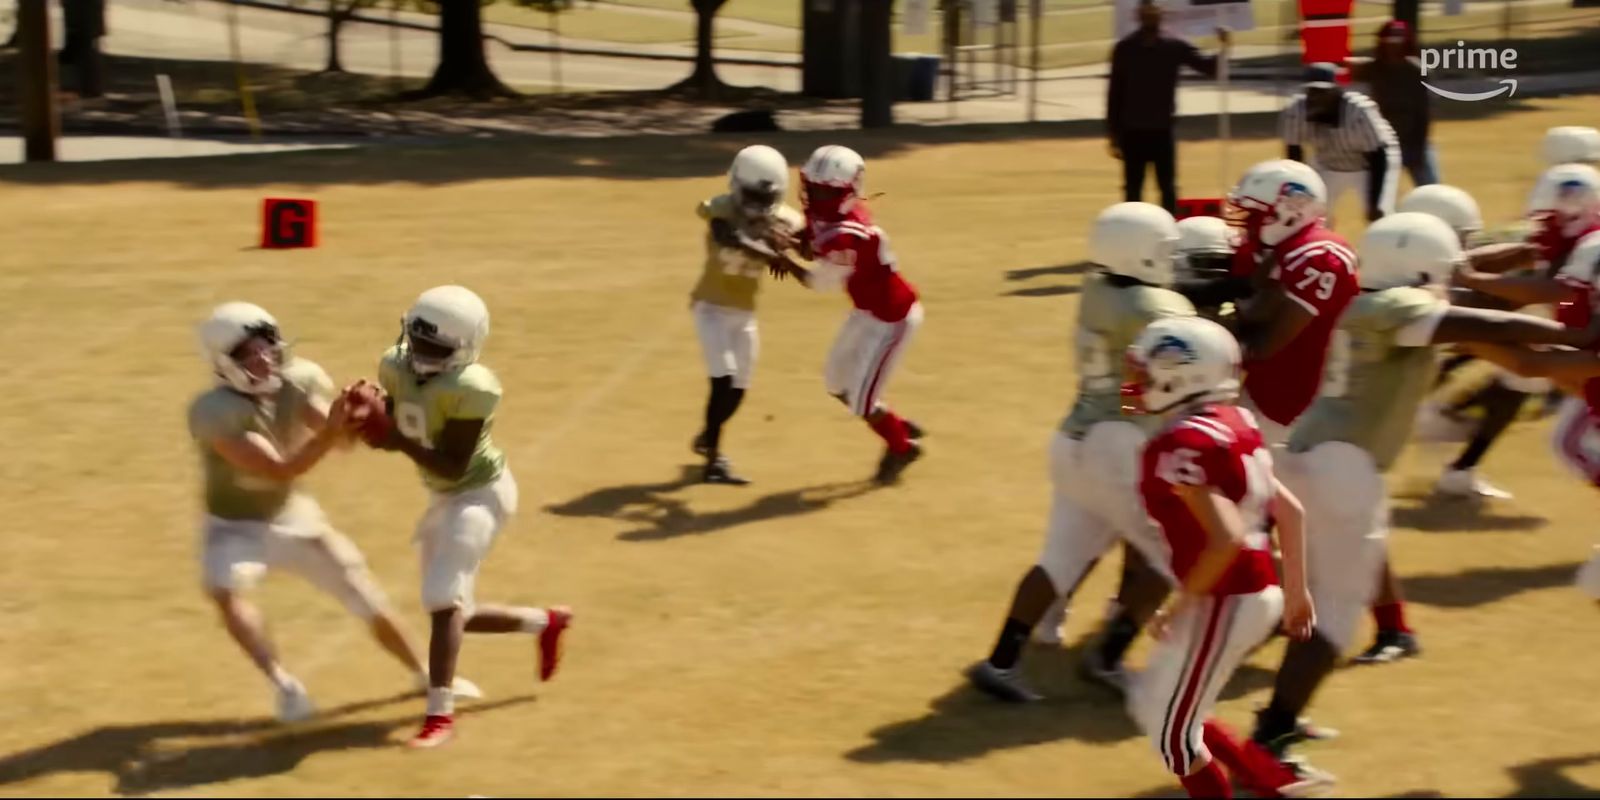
[1280,62,1401,223]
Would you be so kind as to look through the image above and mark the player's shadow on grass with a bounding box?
[1389,491,1548,534]
[1400,561,1584,609]
[544,466,881,542]
[844,643,1276,765]
[1000,261,1093,298]
[1377,751,1600,798]
[0,692,535,795]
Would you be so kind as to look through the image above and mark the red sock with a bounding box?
[1372,602,1411,634]
[1178,758,1233,798]
[1203,720,1299,797]
[868,411,913,454]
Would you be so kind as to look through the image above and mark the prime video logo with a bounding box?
[1419,41,1519,101]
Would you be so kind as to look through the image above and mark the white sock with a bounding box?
[427,686,455,717]
[518,607,551,634]
[268,664,300,693]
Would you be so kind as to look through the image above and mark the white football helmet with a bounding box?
[1542,126,1600,166]
[1090,202,1181,287]
[1357,212,1464,291]
[1125,316,1242,415]
[1526,162,1600,229]
[729,145,789,218]
[800,145,866,219]
[402,285,490,376]
[1557,230,1600,285]
[1175,215,1239,278]
[1397,184,1483,247]
[198,301,285,395]
[1226,159,1328,247]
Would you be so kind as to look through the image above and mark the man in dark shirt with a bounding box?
[1348,20,1437,186]
[1106,0,1230,213]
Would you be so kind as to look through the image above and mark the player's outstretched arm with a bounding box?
[1465,242,1539,275]
[379,417,484,483]
[1430,305,1600,349]
[1459,342,1600,397]
[1239,287,1314,361]
[1270,478,1314,641]
[209,396,353,482]
[1452,267,1567,309]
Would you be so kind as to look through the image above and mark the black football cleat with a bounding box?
[703,456,750,486]
[1352,630,1421,665]
[874,442,924,485]
[905,420,926,441]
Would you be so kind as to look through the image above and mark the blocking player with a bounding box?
[1124,315,1331,798]
[688,145,806,485]
[767,145,926,484]
[1172,215,1250,323]
[357,285,573,749]
[1456,233,1600,604]
[1401,184,1545,501]
[1542,125,1600,169]
[190,302,474,723]
[1226,160,1359,448]
[966,202,1195,702]
[1252,213,1598,763]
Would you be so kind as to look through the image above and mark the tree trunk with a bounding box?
[858,0,892,127]
[324,0,347,73]
[671,0,729,97]
[417,0,513,98]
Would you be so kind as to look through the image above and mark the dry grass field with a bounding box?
[1,96,1599,797]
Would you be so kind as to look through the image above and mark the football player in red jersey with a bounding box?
[769,145,926,484]
[1226,160,1360,448]
[1527,163,1600,278]
[1124,315,1332,798]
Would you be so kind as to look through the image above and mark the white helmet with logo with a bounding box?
[729,145,789,218]
[1526,162,1600,222]
[1558,230,1600,286]
[1227,159,1328,247]
[402,285,490,376]
[1543,126,1600,166]
[1398,184,1483,246]
[198,301,285,395]
[1126,316,1242,415]
[1090,202,1181,287]
[800,145,866,219]
[1358,212,1463,291]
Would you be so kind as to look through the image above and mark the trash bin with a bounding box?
[891,53,940,102]
[910,54,941,102]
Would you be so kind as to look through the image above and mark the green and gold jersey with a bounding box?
[378,346,506,494]
[689,193,805,312]
[188,358,334,521]
[1061,272,1197,438]
[1289,286,1449,470]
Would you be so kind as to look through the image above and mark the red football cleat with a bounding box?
[407,714,455,749]
[539,606,573,682]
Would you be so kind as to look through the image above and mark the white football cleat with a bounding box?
[275,681,316,723]
[414,673,484,700]
[1435,468,1512,499]
[1413,403,1473,442]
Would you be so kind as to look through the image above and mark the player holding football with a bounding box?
[1123,315,1331,799]
[189,302,474,723]
[688,145,806,485]
[1252,214,1599,767]
[967,202,1195,702]
[352,285,573,749]
[768,145,926,484]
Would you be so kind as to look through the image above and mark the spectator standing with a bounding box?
[1281,62,1401,224]
[1349,20,1438,187]
[1106,0,1231,214]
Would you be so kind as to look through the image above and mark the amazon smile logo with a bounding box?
[1420,41,1519,101]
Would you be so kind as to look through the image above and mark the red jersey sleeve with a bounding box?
[1273,240,1360,319]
